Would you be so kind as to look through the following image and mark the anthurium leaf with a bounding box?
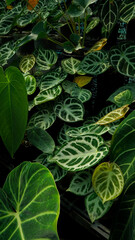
[113,89,133,107]
[92,162,124,203]
[39,67,67,91]
[100,0,119,34]
[24,75,36,95]
[57,124,73,145]
[96,104,129,125]
[35,48,58,71]
[61,57,81,75]
[67,171,92,196]
[50,135,109,171]
[34,85,62,105]
[85,190,113,223]
[28,108,56,130]
[27,127,55,154]
[109,173,135,240]
[19,55,36,73]
[110,44,135,77]
[80,50,110,75]
[0,41,16,66]
[73,76,92,87]
[86,17,100,34]
[120,0,135,23]
[54,97,84,122]
[110,110,135,183]
[0,66,28,157]
[0,161,60,240]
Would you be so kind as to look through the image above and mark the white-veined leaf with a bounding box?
[57,124,73,145]
[61,57,82,75]
[35,48,58,70]
[0,41,16,66]
[71,87,92,103]
[86,17,100,33]
[120,0,135,23]
[24,75,36,95]
[19,54,36,73]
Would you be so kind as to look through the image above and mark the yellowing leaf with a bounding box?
[27,0,39,10]
[7,5,13,9]
[85,38,107,55]
[73,76,92,87]
[96,104,129,125]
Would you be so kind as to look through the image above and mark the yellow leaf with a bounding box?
[27,0,39,10]
[96,104,130,125]
[7,5,13,9]
[85,38,107,55]
[73,76,92,87]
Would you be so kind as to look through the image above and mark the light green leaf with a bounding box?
[71,87,92,103]
[19,54,36,73]
[0,66,28,157]
[86,17,100,34]
[34,85,62,105]
[54,97,84,122]
[67,171,92,196]
[50,135,109,171]
[61,57,82,75]
[85,190,113,223]
[24,75,36,95]
[35,48,58,70]
[0,161,60,240]
[27,127,55,154]
[92,162,124,203]
[113,89,133,107]
[120,0,135,23]
[0,41,16,66]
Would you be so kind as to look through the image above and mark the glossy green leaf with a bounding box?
[24,75,36,95]
[34,85,62,105]
[63,41,75,54]
[110,110,135,183]
[109,173,135,240]
[0,41,16,66]
[35,48,58,70]
[27,127,55,154]
[0,161,60,240]
[61,57,82,75]
[54,97,84,122]
[110,44,135,77]
[80,51,110,75]
[67,171,92,196]
[120,0,135,23]
[92,162,124,203]
[50,135,109,171]
[0,66,28,157]
[19,54,36,73]
[85,190,113,223]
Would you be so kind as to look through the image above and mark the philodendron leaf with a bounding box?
[120,0,135,23]
[110,110,135,183]
[110,44,135,77]
[54,97,84,122]
[24,75,36,95]
[109,173,135,240]
[0,41,16,66]
[92,162,124,203]
[0,161,60,240]
[27,127,55,154]
[34,85,62,105]
[0,66,28,157]
[73,76,92,87]
[49,135,109,171]
[35,48,58,70]
[85,190,113,223]
[61,57,82,75]
[80,50,110,75]
[67,171,92,196]
[19,54,36,73]
[96,104,129,125]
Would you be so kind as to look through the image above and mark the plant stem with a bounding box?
[63,0,77,34]
[47,37,63,47]
[82,10,88,47]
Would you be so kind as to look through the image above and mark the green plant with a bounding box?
[0,0,135,239]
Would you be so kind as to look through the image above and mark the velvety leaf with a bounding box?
[19,55,36,73]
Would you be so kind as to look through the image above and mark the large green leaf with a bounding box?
[80,51,110,75]
[110,110,135,183]
[109,173,135,240]
[109,44,135,77]
[35,48,58,71]
[0,41,16,66]
[0,66,28,157]
[49,135,109,171]
[0,161,60,240]
[120,0,135,23]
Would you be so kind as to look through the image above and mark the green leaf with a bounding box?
[16,11,38,27]
[110,110,135,183]
[0,161,60,240]
[86,17,100,34]
[110,44,135,77]
[27,127,55,154]
[19,54,36,73]
[6,0,15,4]
[57,124,73,145]
[80,50,110,75]
[71,87,92,103]
[0,41,16,66]
[74,0,98,8]
[35,48,58,71]
[67,2,84,17]
[0,66,28,157]
[113,89,133,107]
[92,162,124,203]
[34,85,62,105]
[120,0,135,23]
[50,135,109,171]
[44,162,67,182]
[0,12,14,35]
[85,190,113,223]
[54,97,84,122]
[63,41,75,54]
[24,75,36,95]
[67,171,92,196]
[109,173,135,240]
[61,57,82,75]
[70,33,80,46]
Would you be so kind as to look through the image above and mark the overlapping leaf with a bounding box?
[61,57,82,75]
[0,41,16,66]
[86,17,100,34]
[35,48,58,70]
[73,76,92,87]
[71,87,92,103]
[57,124,73,145]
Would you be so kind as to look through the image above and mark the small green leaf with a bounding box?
[0,41,16,66]
[92,162,124,203]
[61,57,82,75]
[24,75,36,95]
[44,162,67,182]
[35,48,58,70]
[114,89,133,107]
[86,17,100,34]
[19,54,36,73]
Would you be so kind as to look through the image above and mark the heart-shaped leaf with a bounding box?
[92,162,124,203]
[0,161,60,240]
[113,89,133,107]
[24,75,36,95]
[19,54,36,73]
[35,48,58,70]
[61,57,82,75]
[71,87,92,103]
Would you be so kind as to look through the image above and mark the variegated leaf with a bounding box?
[67,171,92,196]
[35,48,58,70]
[86,17,100,34]
[44,162,67,182]
[92,162,124,203]
[71,87,92,103]
[49,135,109,171]
[61,57,82,75]
[0,13,14,35]
[120,0,135,23]
[19,54,35,73]
[34,85,62,105]
[16,10,38,27]
[0,41,16,66]
[85,38,107,55]
[114,89,133,107]
[54,97,84,122]
[57,124,73,145]
[24,75,36,95]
